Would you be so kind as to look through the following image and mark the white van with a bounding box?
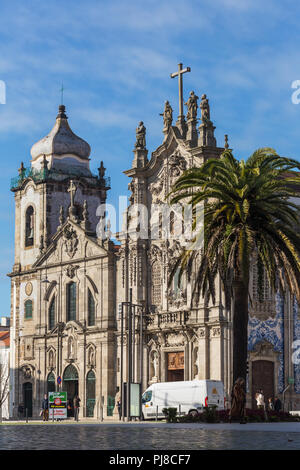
[142,380,225,420]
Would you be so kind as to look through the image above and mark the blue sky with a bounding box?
[0,0,300,315]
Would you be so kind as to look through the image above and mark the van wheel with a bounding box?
[188,409,198,418]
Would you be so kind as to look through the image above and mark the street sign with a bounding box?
[57,376,62,385]
[49,391,67,419]
[288,377,295,384]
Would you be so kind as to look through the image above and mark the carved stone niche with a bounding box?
[87,344,96,368]
[24,338,34,360]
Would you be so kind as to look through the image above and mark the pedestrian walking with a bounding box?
[67,399,72,418]
[117,400,121,420]
[274,397,282,412]
[18,402,24,419]
[41,393,49,421]
[73,395,81,421]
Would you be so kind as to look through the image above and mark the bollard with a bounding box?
[52,409,54,423]
[156,405,158,421]
[179,404,181,417]
[26,408,28,423]
[100,405,103,422]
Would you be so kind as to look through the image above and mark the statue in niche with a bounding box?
[49,350,54,368]
[152,351,159,378]
[88,348,95,367]
[68,337,74,359]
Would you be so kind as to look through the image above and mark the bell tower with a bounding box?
[11,104,110,272]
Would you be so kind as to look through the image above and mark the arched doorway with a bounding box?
[23,382,32,417]
[47,372,56,393]
[252,360,275,408]
[63,365,78,417]
[86,370,96,417]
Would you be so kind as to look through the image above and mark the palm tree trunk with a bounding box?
[232,280,249,385]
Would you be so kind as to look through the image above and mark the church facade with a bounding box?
[8,92,300,418]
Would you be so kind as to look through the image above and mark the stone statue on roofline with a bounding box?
[135,121,146,149]
[160,100,173,131]
[200,93,211,123]
[185,91,199,121]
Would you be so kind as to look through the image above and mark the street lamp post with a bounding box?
[119,288,145,422]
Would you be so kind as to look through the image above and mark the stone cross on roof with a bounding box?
[170,63,191,119]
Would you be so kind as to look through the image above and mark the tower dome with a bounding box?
[30,105,91,174]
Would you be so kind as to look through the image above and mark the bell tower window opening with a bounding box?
[25,206,34,247]
[24,299,33,320]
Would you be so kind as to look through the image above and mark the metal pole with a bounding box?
[127,288,132,421]
[140,306,143,420]
[120,305,124,421]
[282,384,290,412]
[132,306,135,383]
[26,408,28,423]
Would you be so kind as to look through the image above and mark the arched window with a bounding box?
[88,289,95,326]
[63,364,78,381]
[86,370,96,417]
[152,261,162,305]
[25,206,34,247]
[47,372,55,393]
[24,300,33,319]
[67,282,76,321]
[49,297,55,330]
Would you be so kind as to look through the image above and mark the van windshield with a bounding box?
[142,391,152,403]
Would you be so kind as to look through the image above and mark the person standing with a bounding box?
[117,400,121,420]
[256,390,265,410]
[274,397,282,412]
[18,402,24,419]
[42,394,49,421]
[73,395,81,421]
[268,397,274,411]
[229,377,246,424]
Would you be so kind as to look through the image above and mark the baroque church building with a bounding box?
[8,88,300,418]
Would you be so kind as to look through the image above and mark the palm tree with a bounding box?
[169,148,300,385]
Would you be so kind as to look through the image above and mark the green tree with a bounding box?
[169,148,300,384]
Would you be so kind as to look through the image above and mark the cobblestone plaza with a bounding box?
[0,422,299,450]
